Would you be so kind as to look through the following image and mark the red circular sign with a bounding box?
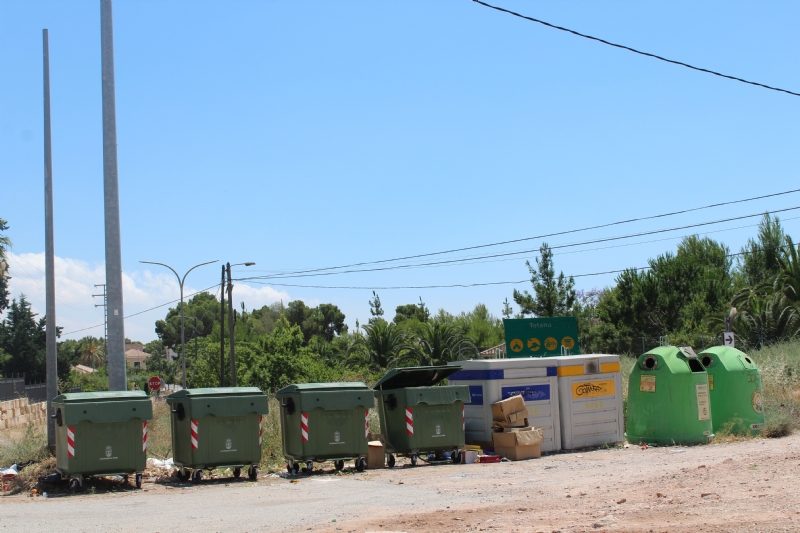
[148,376,162,391]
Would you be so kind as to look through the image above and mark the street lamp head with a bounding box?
[244,262,256,266]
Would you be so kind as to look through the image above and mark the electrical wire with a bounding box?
[61,284,221,336]
[237,205,800,281]
[472,0,800,97]
[236,188,800,279]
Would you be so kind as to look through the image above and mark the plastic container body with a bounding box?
[698,346,765,434]
[52,391,152,481]
[627,347,714,445]
[275,382,371,468]
[448,358,560,452]
[374,366,468,460]
[166,387,269,476]
[551,354,624,449]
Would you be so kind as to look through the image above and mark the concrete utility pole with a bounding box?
[227,263,236,386]
[220,265,226,387]
[100,0,127,391]
[43,29,58,449]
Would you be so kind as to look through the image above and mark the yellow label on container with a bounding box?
[571,379,615,399]
[708,374,714,391]
[696,383,711,421]
[557,365,584,377]
[639,375,656,393]
[600,362,621,373]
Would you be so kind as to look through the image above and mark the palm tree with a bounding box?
[416,322,478,366]
[349,320,416,371]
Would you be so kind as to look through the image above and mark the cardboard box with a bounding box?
[367,440,385,469]
[491,395,526,422]
[495,444,541,461]
[492,427,543,448]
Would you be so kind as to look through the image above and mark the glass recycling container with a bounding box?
[275,382,372,474]
[166,387,269,482]
[626,346,714,445]
[373,366,469,467]
[699,346,765,434]
[52,391,153,491]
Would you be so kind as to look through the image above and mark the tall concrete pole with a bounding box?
[43,29,58,449]
[101,0,127,391]
[227,263,236,386]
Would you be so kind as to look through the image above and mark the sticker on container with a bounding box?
[468,385,484,405]
[752,390,763,414]
[639,375,656,393]
[750,423,763,431]
[696,383,711,421]
[571,379,615,399]
[501,384,550,402]
[708,374,714,391]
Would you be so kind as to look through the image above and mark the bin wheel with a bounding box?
[334,460,344,471]
[233,467,241,479]
[387,454,396,468]
[286,463,292,474]
[305,461,314,472]
[135,474,143,489]
[123,475,129,484]
[177,469,189,482]
[411,454,418,466]
[248,465,258,480]
[452,449,462,464]
[69,478,81,493]
[191,469,203,483]
[356,458,366,472]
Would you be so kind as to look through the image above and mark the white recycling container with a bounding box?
[447,358,560,452]
[551,354,624,449]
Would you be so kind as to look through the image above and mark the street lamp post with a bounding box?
[139,259,218,388]
[225,262,255,386]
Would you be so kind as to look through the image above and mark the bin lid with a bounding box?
[166,387,265,400]
[52,390,149,403]
[275,382,370,396]
[373,365,462,390]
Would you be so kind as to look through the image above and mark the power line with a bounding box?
[472,0,800,98]
[238,205,800,281]
[61,284,220,336]
[239,188,800,279]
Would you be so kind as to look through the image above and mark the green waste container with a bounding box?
[626,346,714,445]
[374,366,468,467]
[166,387,269,482]
[275,382,372,475]
[698,346,765,434]
[52,391,153,491]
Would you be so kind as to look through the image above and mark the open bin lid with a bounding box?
[373,365,462,391]
[275,382,370,396]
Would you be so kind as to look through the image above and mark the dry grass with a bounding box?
[748,340,800,437]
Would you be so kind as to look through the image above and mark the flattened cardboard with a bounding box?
[367,440,385,469]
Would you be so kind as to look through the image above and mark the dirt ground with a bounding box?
[3,434,800,532]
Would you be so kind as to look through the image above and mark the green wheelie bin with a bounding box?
[373,366,469,467]
[52,391,153,492]
[166,387,269,482]
[699,346,765,435]
[626,346,714,445]
[275,382,372,475]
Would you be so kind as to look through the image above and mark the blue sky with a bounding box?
[2,1,799,342]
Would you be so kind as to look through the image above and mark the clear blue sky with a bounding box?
[2,1,799,342]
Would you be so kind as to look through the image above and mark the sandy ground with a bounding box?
[3,434,800,532]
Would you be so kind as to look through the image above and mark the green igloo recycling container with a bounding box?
[698,346,765,434]
[626,346,714,445]
[166,387,269,482]
[52,391,153,491]
[374,365,469,467]
[275,382,372,475]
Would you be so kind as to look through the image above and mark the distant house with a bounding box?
[479,344,507,359]
[73,364,97,374]
[125,346,151,370]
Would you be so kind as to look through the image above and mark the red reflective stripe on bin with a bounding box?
[259,415,263,446]
[301,413,309,442]
[405,408,413,435]
[143,422,148,452]
[365,410,369,439]
[190,419,199,449]
[67,426,75,457]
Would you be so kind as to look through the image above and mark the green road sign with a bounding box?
[503,317,579,357]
